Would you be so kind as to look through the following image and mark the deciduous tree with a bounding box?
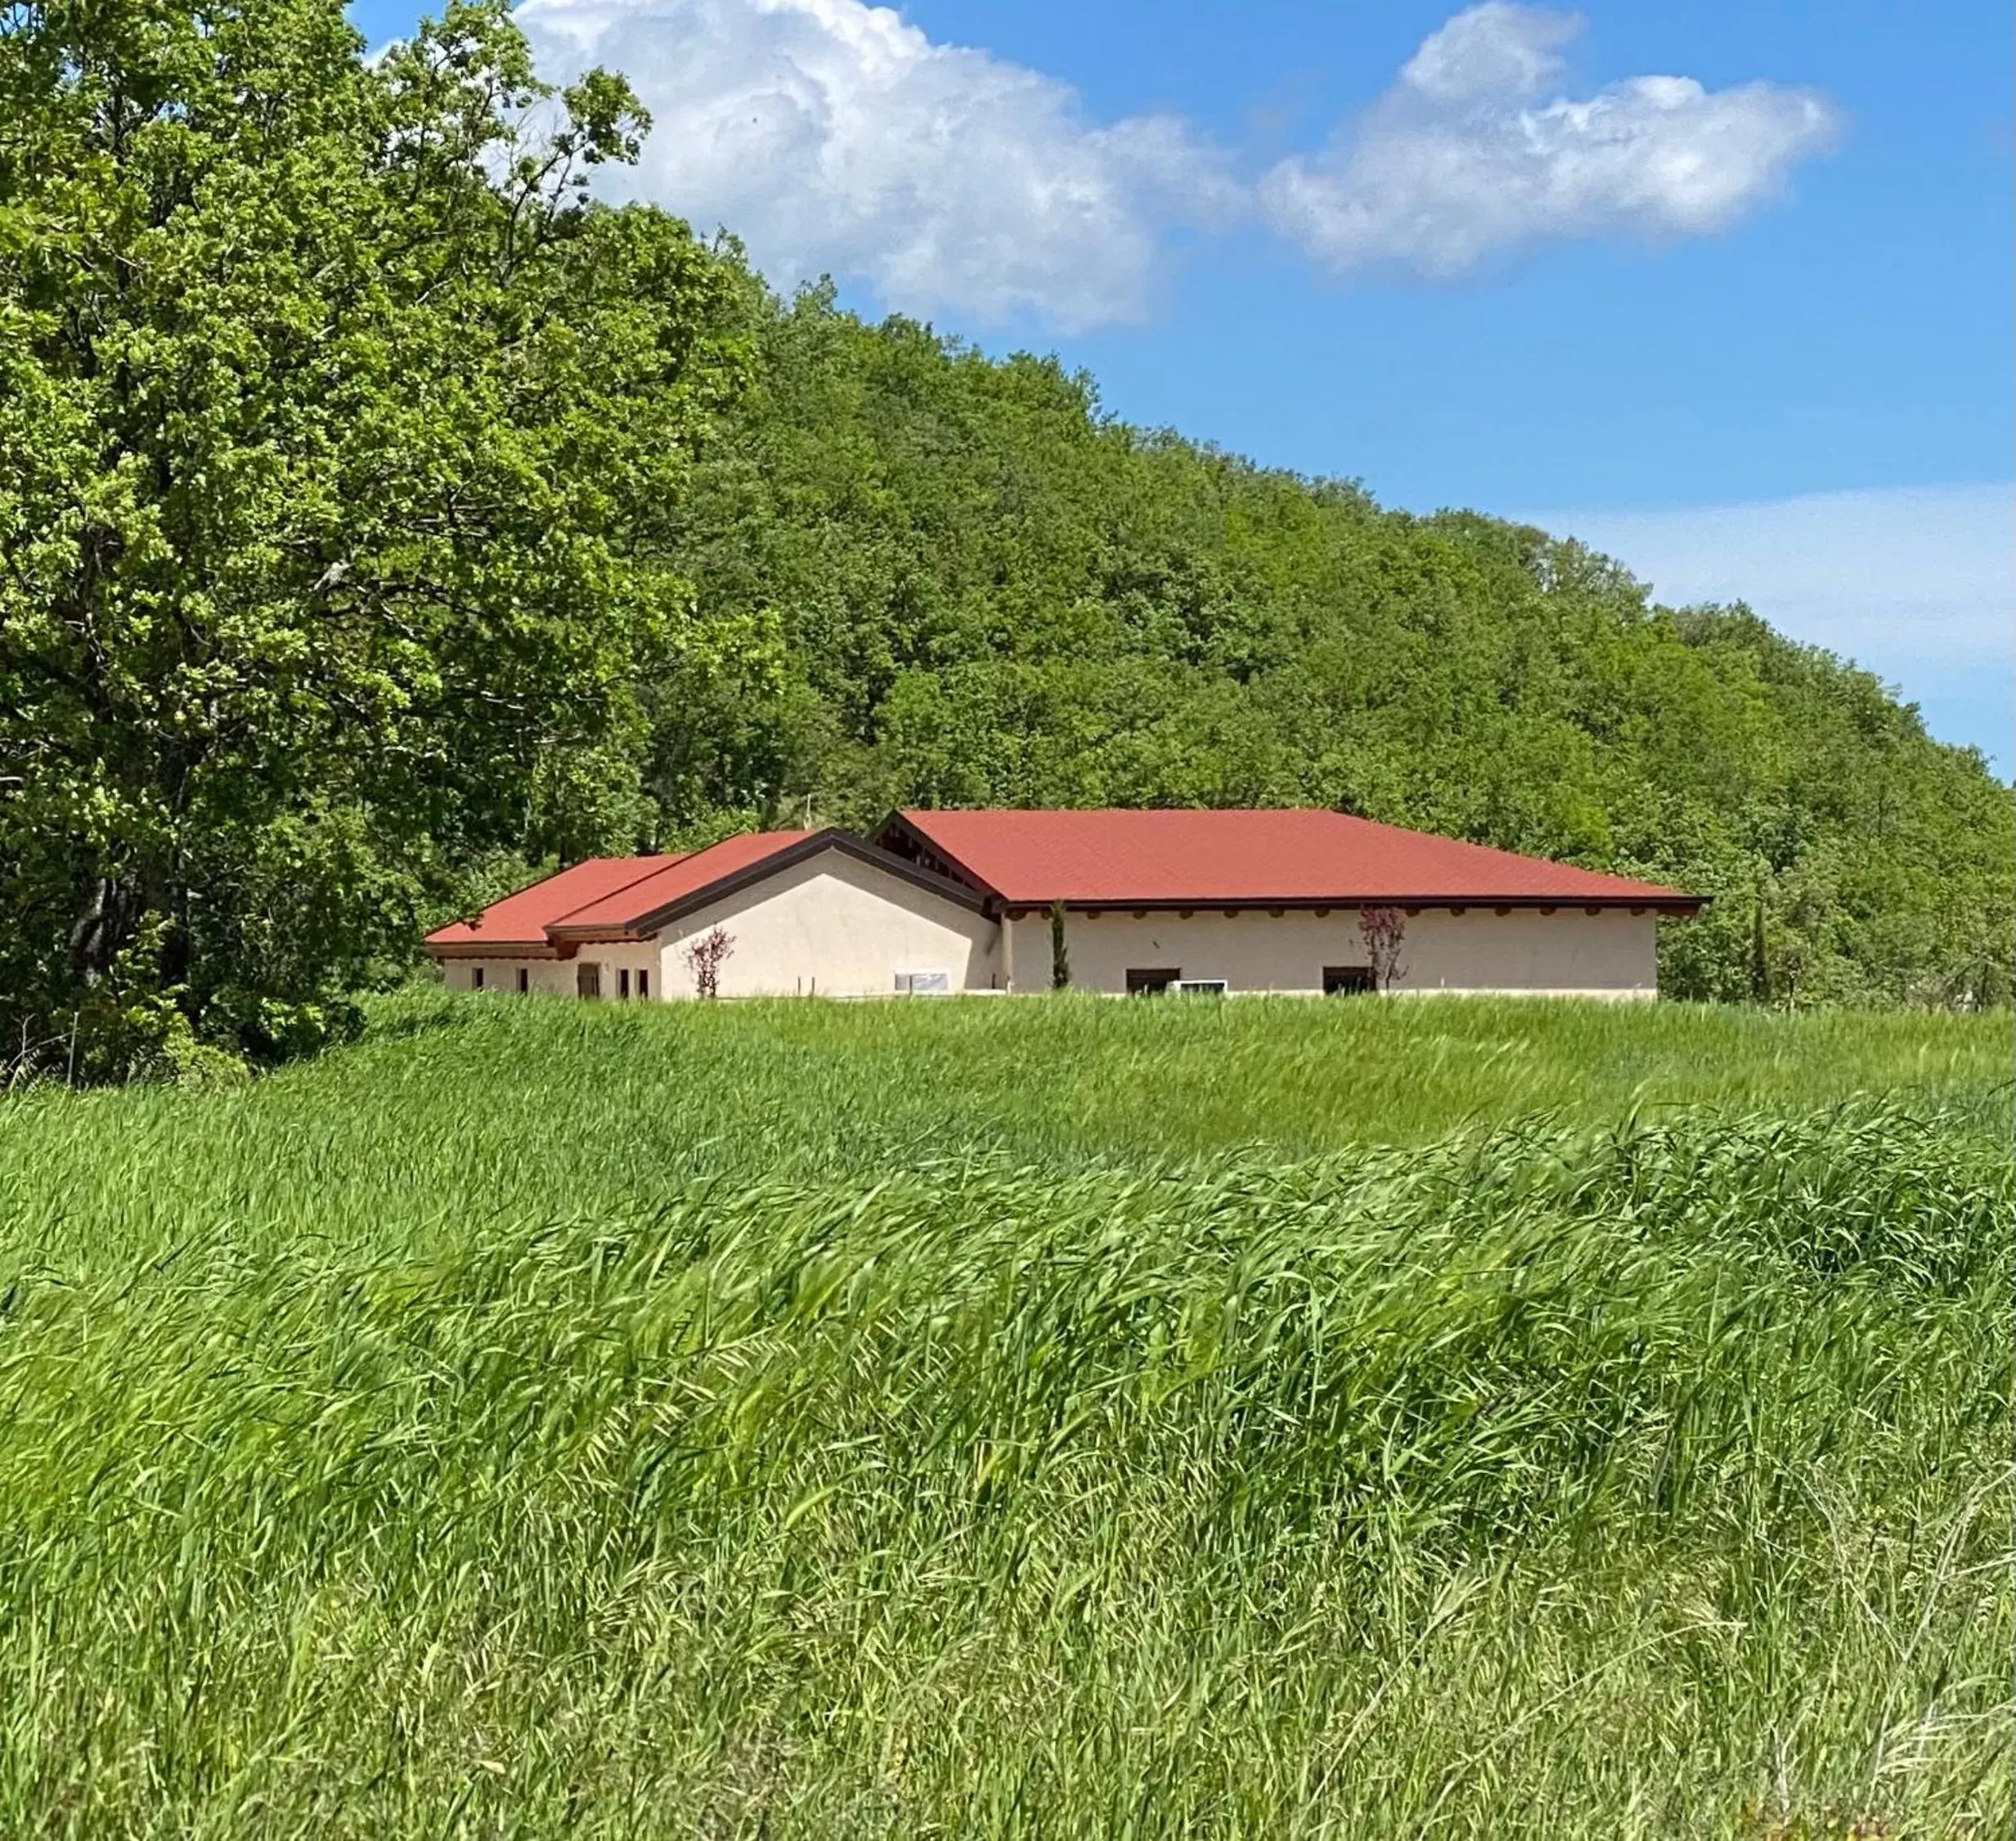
[1358,907,1408,993]
[0,0,749,1073]
[680,927,734,999]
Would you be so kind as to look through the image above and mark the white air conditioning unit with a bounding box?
[895,969,952,995]
[1175,979,1228,995]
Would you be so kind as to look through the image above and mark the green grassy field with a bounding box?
[0,994,2007,1837]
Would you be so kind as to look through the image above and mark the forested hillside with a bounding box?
[653,283,2010,1008]
[2,0,2005,1077]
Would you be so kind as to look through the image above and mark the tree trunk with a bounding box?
[67,876,114,983]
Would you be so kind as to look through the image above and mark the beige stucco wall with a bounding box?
[438,945,661,999]
[441,874,1661,1002]
[439,957,576,995]
[653,847,1002,998]
[1004,906,1659,998]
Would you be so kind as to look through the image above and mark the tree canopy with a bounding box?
[0,0,746,1074]
[2,0,2005,1077]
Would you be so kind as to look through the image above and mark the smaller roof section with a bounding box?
[426,855,686,950]
[549,831,811,936]
[426,828,987,958]
[882,808,1702,909]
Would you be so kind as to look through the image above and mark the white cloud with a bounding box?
[516,0,1236,330]
[510,1,1840,323]
[1517,483,2014,764]
[1262,2,1841,277]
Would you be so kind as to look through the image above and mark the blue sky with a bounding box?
[352,0,2011,766]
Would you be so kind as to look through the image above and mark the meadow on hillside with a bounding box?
[0,995,2007,1837]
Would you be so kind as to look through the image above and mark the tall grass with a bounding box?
[0,997,2006,1835]
[0,991,2005,1268]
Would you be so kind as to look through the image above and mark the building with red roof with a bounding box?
[425,810,1702,999]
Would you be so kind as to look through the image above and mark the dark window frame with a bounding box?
[1125,968,1183,996]
[1322,965,1376,995]
[636,968,649,1000]
[577,962,602,1000]
[516,968,530,995]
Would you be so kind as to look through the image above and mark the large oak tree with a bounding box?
[0,0,749,1073]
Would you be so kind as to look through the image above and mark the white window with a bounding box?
[895,969,952,995]
[1175,979,1228,995]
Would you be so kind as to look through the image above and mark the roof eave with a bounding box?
[996,894,1708,914]
[425,940,565,959]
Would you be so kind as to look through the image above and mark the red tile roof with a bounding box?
[549,831,812,933]
[425,855,687,948]
[887,809,1699,908]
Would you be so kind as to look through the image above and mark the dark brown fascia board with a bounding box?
[424,941,564,959]
[547,828,991,942]
[871,811,1006,900]
[998,894,1709,916]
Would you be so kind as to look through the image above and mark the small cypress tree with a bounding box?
[1049,900,1070,990]
[1750,880,1771,1005]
